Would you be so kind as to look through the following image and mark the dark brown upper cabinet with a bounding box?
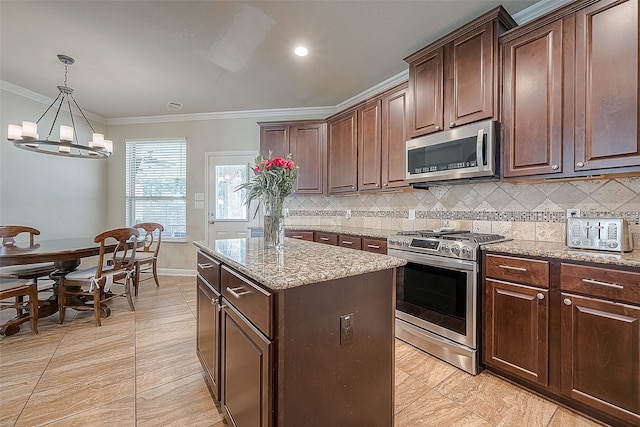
[259,121,326,194]
[405,6,516,139]
[501,0,640,179]
[327,107,359,194]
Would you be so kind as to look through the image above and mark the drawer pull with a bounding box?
[499,265,527,272]
[319,237,330,241]
[564,298,572,306]
[291,235,304,239]
[198,262,215,269]
[582,278,623,289]
[342,241,353,245]
[227,286,250,299]
[367,244,381,249]
[537,293,544,300]
[211,298,218,305]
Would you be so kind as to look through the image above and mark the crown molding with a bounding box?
[1,80,106,124]
[336,69,409,111]
[512,0,573,24]
[106,105,336,125]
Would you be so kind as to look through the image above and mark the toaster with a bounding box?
[567,217,633,252]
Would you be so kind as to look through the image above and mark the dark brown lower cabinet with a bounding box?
[221,301,273,427]
[561,293,640,426]
[483,252,640,427]
[196,275,221,399]
[484,279,549,386]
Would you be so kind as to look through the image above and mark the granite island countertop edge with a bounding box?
[194,238,406,291]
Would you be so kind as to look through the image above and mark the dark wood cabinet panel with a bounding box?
[221,301,272,427]
[485,278,549,386]
[381,83,409,189]
[222,266,273,339]
[197,276,221,400]
[405,7,515,139]
[338,235,362,250]
[500,0,640,180]
[289,122,325,194]
[362,238,387,254]
[357,99,382,191]
[446,21,494,128]
[259,124,289,159]
[314,231,338,245]
[259,121,326,195]
[284,230,314,241]
[501,20,564,177]
[407,47,444,137]
[485,254,549,288]
[561,293,640,425]
[574,0,640,172]
[327,109,358,193]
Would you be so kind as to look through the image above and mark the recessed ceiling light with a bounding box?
[294,46,308,57]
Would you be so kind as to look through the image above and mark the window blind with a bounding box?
[126,139,187,239]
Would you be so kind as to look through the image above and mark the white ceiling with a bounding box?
[1,0,541,120]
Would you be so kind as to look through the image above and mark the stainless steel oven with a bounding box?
[388,230,508,375]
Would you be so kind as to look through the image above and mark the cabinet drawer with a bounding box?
[221,266,273,338]
[560,263,640,306]
[314,232,338,245]
[339,235,362,250]
[285,230,314,241]
[197,251,221,291]
[485,254,549,288]
[362,238,387,254]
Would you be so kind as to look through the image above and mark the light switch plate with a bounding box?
[195,201,205,210]
[194,192,205,201]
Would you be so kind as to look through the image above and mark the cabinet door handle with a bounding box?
[342,241,353,245]
[536,293,545,300]
[434,125,441,131]
[226,286,250,299]
[564,298,572,306]
[499,265,527,272]
[367,244,381,249]
[576,161,584,168]
[198,262,215,269]
[211,297,218,305]
[551,164,559,170]
[450,122,456,127]
[319,237,330,241]
[582,278,623,289]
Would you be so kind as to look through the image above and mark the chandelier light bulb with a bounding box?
[22,121,38,138]
[60,125,74,142]
[7,124,22,140]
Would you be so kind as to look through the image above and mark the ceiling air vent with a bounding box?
[167,101,184,111]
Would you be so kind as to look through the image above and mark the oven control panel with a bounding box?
[387,236,478,260]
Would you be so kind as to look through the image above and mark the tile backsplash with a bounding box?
[284,177,640,246]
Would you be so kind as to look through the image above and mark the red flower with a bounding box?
[272,157,287,168]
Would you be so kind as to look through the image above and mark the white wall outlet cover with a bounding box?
[408,209,416,220]
[346,209,352,219]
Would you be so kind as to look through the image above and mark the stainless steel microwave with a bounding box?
[405,120,498,184]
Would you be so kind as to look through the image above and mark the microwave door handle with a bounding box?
[476,128,484,170]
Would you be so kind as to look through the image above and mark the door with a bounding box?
[206,152,258,243]
[196,275,221,399]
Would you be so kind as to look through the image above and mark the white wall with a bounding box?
[0,89,108,239]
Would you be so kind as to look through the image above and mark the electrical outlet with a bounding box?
[340,313,354,344]
[408,209,416,221]
[346,209,352,219]
[567,209,581,218]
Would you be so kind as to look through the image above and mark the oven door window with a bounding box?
[397,262,468,335]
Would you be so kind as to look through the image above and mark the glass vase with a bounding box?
[263,197,285,249]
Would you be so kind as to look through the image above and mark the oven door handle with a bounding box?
[388,248,476,272]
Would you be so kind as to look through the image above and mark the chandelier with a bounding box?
[6,54,112,159]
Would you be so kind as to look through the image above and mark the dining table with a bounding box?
[0,237,135,334]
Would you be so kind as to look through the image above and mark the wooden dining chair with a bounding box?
[0,225,56,295]
[0,278,39,335]
[131,222,164,296]
[58,227,139,327]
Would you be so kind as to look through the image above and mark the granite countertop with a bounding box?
[194,238,406,291]
[482,240,640,268]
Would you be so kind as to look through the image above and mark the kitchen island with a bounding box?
[194,237,406,427]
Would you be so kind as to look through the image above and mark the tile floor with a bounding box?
[1,276,606,427]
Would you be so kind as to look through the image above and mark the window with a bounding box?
[215,164,248,221]
[126,139,186,240]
